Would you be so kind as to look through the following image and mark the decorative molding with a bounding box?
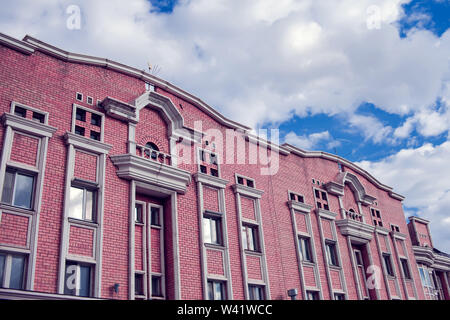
[408,216,430,225]
[100,97,138,124]
[193,173,228,189]
[64,132,112,155]
[317,208,338,220]
[2,113,57,137]
[336,219,375,243]
[232,184,264,199]
[390,231,407,241]
[326,171,376,206]
[110,154,191,194]
[374,226,390,236]
[287,200,312,214]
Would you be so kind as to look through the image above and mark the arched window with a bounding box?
[145,142,159,159]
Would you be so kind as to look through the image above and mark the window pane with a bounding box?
[214,282,224,300]
[69,187,84,219]
[78,265,91,297]
[135,204,143,223]
[135,274,144,296]
[242,226,248,250]
[64,262,77,295]
[207,281,214,300]
[85,190,95,221]
[0,254,5,286]
[9,255,25,290]
[152,276,162,296]
[210,219,218,244]
[1,170,14,204]
[247,227,255,251]
[203,218,212,244]
[151,207,160,226]
[13,173,34,209]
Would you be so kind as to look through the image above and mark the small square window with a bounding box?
[298,195,304,203]
[290,193,296,201]
[74,125,85,137]
[237,176,244,185]
[324,204,329,210]
[247,179,254,188]
[210,153,218,165]
[151,207,160,226]
[0,253,26,290]
[76,108,86,122]
[32,112,45,123]
[14,106,27,118]
[76,93,83,101]
[87,96,94,105]
[317,202,322,209]
[64,261,92,297]
[90,131,100,141]
[210,168,219,177]
[68,185,97,222]
[91,113,101,127]
[200,165,207,174]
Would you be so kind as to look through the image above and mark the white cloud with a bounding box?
[357,140,450,252]
[347,114,395,144]
[1,0,449,132]
[284,130,336,150]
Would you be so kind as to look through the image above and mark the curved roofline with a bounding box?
[0,32,404,201]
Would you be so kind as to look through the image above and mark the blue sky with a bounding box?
[0,0,449,251]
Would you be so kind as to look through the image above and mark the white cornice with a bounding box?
[2,113,57,137]
[64,132,112,155]
[232,184,264,199]
[317,208,338,220]
[193,172,228,189]
[288,200,313,214]
[408,216,430,225]
[335,219,375,242]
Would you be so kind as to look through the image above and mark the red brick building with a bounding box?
[0,32,448,300]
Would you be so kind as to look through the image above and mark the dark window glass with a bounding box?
[76,93,83,101]
[299,237,313,262]
[315,189,320,198]
[290,193,296,201]
[135,273,144,296]
[208,280,225,300]
[76,108,86,122]
[91,113,101,126]
[324,204,329,210]
[210,168,219,177]
[321,191,327,201]
[135,204,143,223]
[210,153,217,165]
[334,293,345,300]
[237,176,244,185]
[79,265,91,297]
[90,131,100,141]
[2,169,34,209]
[326,242,339,266]
[200,165,207,174]
[298,195,304,203]
[74,125,85,136]
[401,258,411,279]
[151,207,160,226]
[383,254,394,276]
[32,112,45,123]
[152,275,162,297]
[373,220,377,226]
[306,291,320,300]
[14,106,27,118]
[317,202,322,209]
[0,254,5,286]
[371,209,375,217]
[249,285,265,300]
[376,211,381,218]
[379,221,383,227]
[87,97,94,105]
[247,180,254,188]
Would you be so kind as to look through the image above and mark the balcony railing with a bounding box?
[346,210,363,222]
[136,144,171,166]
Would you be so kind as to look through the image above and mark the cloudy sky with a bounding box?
[1,0,449,251]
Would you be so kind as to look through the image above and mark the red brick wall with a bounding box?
[207,249,224,276]
[68,225,94,257]
[10,132,39,167]
[73,150,97,182]
[0,212,29,247]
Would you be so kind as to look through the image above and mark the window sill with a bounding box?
[0,203,35,216]
[244,250,263,257]
[68,217,99,228]
[329,265,342,271]
[204,243,225,250]
[151,224,162,229]
[302,261,316,267]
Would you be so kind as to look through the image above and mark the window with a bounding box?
[151,207,161,226]
[210,153,218,165]
[203,214,222,245]
[90,131,100,141]
[325,241,339,266]
[247,179,254,188]
[298,236,313,263]
[242,224,260,252]
[151,275,163,297]
[334,293,345,300]
[391,224,400,232]
[76,92,83,102]
[69,185,97,221]
[87,96,94,105]
[236,175,255,188]
[64,261,92,297]
[74,125,85,137]
[135,203,143,223]
[400,258,411,279]
[2,168,35,210]
[383,253,395,277]
[14,106,27,118]
[200,165,207,174]
[207,280,226,300]
[289,192,304,203]
[32,112,45,123]
[76,108,86,122]
[135,273,144,296]
[91,113,101,127]
[145,142,159,160]
[306,291,320,300]
[237,176,244,185]
[248,285,265,300]
[314,188,329,210]
[210,168,219,177]
[0,253,26,290]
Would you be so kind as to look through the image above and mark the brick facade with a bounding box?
[0,33,448,300]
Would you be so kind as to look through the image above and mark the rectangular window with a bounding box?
[1,168,35,210]
[400,258,411,279]
[248,285,265,300]
[210,168,219,177]
[90,131,100,141]
[383,253,395,277]
[151,207,161,226]
[325,241,339,267]
[151,275,163,297]
[14,106,27,118]
[242,224,260,252]
[135,203,143,224]
[135,273,144,296]
[203,215,222,245]
[334,293,345,300]
[32,112,45,123]
[76,108,86,122]
[207,280,226,300]
[91,113,101,127]
[306,290,320,300]
[298,236,313,263]
[69,185,97,221]
[0,253,26,290]
[64,261,92,297]
[74,125,85,137]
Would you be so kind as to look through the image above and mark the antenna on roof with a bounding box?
[334,147,343,172]
[147,61,161,76]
